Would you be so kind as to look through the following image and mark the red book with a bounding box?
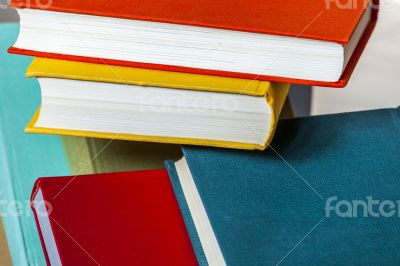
[9,0,379,87]
[31,170,198,265]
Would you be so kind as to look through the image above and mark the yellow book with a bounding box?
[26,58,289,150]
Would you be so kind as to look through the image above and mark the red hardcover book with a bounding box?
[9,0,379,87]
[31,170,198,265]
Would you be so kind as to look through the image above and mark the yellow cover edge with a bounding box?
[27,58,269,96]
[25,84,289,150]
[262,82,290,149]
[26,108,264,150]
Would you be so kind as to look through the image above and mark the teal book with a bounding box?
[0,23,70,265]
[165,108,400,265]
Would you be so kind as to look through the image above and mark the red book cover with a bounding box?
[9,0,379,87]
[31,170,198,265]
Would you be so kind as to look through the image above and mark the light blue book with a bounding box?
[0,23,70,266]
[166,108,400,265]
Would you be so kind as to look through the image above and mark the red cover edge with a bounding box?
[8,1,364,44]
[30,179,59,266]
[30,169,197,266]
[9,1,378,88]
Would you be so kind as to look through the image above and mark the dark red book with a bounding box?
[31,170,198,265]
[9,0,379,87]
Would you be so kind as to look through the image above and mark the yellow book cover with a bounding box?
[26,58,289,150]
[27,58,273,96]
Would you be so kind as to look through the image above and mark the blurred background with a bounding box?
[312,1,400,114]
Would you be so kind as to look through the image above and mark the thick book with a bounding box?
[31,170,198,265]
[165,107,400,265]
[25,58,289,150]
[9,0,378,87]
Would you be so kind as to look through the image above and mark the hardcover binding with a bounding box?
[9,0,373,43]
[31,181,57,266]
[30,170,199,265]
[24,81,288,150]
[8,1,379,87]
[26,58,272,96]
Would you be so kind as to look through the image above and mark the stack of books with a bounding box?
[9,0,377,149]
[4,0,400,265]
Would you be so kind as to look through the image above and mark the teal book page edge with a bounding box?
[179,108,400,265]
[164,160,208,266]
[0,23,71,266]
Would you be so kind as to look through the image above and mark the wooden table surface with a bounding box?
[0,218,12,266]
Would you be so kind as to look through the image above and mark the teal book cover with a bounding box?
[166,108,400,265]
[0,23,70,266]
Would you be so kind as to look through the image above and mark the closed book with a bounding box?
[9,0,378,87]
[165,107,400,265]
[25,58,289,150]
[31,170,198,265]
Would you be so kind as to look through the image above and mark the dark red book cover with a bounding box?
[9,0,379,87]
[31,170,198,265]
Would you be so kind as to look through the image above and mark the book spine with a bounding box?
[30,184,52,266]
[0,111,30,266]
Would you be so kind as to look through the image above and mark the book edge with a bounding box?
[26,58,269,97]
[164,160,209,266]
[25,107,265,150]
